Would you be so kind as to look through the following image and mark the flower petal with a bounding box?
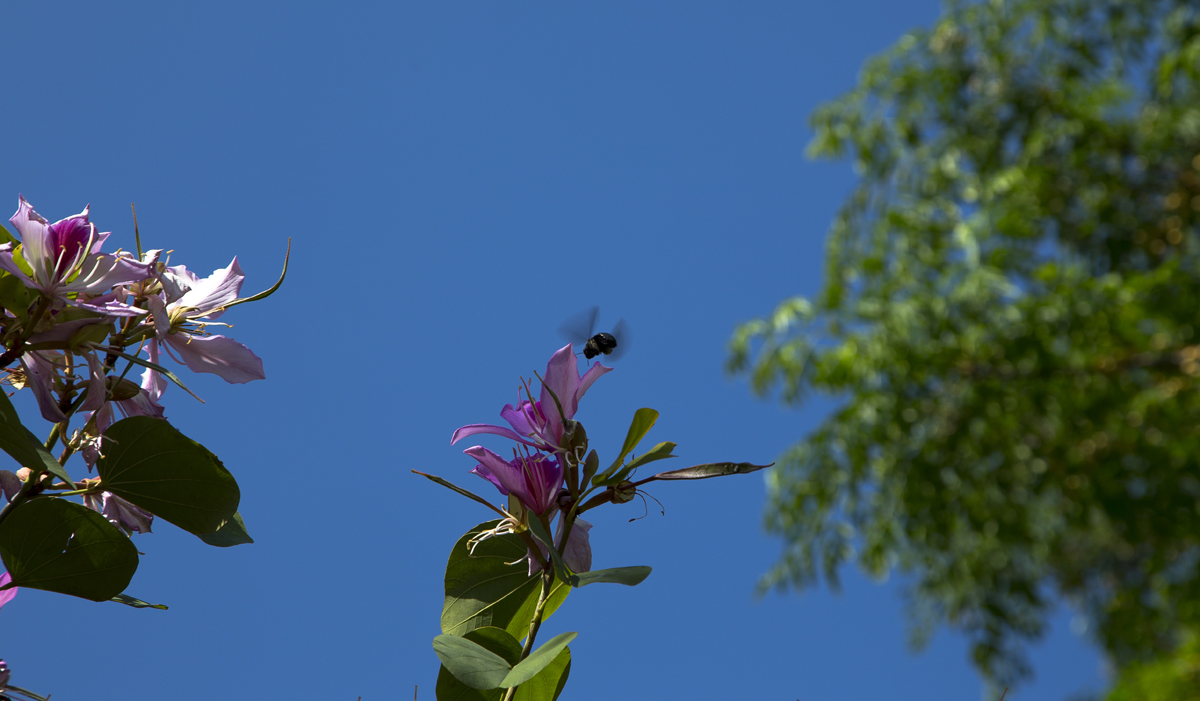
[463,446,534,507]
[451,422,541,447]
[165,333,265,384]
[0,571,16,611]
[176,257,244,319]
[558,517,593,574]
[20,352,66,423]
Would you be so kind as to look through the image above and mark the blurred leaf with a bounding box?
[97,417,239,536]
[0,498,138,601]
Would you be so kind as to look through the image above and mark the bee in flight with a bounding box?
[559,307,630,361]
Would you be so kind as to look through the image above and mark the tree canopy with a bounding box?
[729,0,1200,689]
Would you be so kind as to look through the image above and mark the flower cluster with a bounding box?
[452,344,607,573]
[0,196,271,532]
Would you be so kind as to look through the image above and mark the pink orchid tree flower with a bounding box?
[0,197,152,314]
[464,446,564,516]
[451,343,611,452]
[144,258,264,385]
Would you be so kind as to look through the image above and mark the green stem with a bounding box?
[502,570,555,701]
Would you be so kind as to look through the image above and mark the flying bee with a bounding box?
[558,306,631,361]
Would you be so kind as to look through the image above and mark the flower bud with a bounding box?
[105,375,141,401]
[612,480,637,505]
[581,449,600,486]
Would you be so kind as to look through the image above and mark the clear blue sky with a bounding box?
[2,2,1105,699]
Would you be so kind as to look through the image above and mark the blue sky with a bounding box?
[1,2,1105,699]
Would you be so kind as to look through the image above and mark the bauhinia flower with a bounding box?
[452,343,611,452]
[0,196,152,313]
[83,491,153,535]
[144,258,264,384]
[465,445,564,516]
[17,349,106,424]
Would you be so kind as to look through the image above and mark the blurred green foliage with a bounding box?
[728,0,1200,689]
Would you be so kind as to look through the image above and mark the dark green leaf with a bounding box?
[442,520,570,639]
[110,593,168,609]
[0,388,73,485]
[572,566,652,587]
[0,497,138,601]
[432,633,511,690]
[97,417,239,536]
[502,632,577,688]
[197,511,254,547]
[592,408,658,486]
[648,461,772,481]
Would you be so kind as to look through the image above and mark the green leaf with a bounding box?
[598,441,676,487]
[0,223,16,247]
[433,633,512,690]
[436,627,522,701]
[572,566,652,587]
[197,511,254,547]
[110,593,168,609]
[513,646,570,701]
[0,388,73,486]
[97,417,239,536]
[647,461,773,481]
[592,408,658,486]
[502,632,577,688]
[0,497,138,601]
[442,521,570,640]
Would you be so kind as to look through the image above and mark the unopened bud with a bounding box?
[612,480,637,505]
[0,471,18,502]
[581,450,600,485]
[561,420,588,456]
[105,375,141,401]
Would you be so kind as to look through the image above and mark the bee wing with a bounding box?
[558,306,600,344]
[607,318,631,361]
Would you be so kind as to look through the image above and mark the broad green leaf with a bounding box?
[197,512,254,547]
[435,627,522,701]
[97,417,239,536]
[110,593,168,609]
[648,461,772,481]
[599,441,676,487]
[502,632,577,688]
[442,520,570,639]
[432,633,511,690]
[572,566,652,587]
[0,388,73,485]
[513,647,570,701]
[0,223,16,247]
[0,497,138,601]
[592,408,658,486]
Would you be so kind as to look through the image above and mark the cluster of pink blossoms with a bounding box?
[0,196,266,534]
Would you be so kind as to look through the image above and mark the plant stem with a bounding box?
[502,569,554,701]
[0,296,52,369]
